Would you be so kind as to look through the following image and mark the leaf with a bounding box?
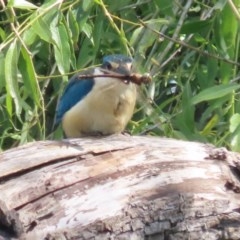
[217,1,238,84]
[92,12,104,53]
[8,0,38,9]
[6,92,13,119]
[5,40,22,117]
[207,47,218,83]
[201,114,219,136]
[67,10,79,45]
[181,82,195,130]
[82,22,93,42]
[173,83,197,140]
[52,21,71,74]
[22,27,37,46]
[130,27,143,47]
[64,14,77,70]
[220,2,238,58]
[154,0,173,16]
[191,84,240,105]
[38,0,61,9]
[230,113,240,152]
[0,27,6,41]
[130,19,168,54]
[82,0,93,11]
[77,1,94,31]
[31,16,54,44]
[180,19,212,34]
[19,48,41,106]
[30,8,57,44]
[230,113,240,133]
[0,52,5,92]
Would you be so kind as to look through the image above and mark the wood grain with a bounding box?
[0,135,240,239]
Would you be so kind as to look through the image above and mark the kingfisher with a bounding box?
[55,54,137,138]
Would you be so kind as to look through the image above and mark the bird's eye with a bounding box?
[105,62,112,70]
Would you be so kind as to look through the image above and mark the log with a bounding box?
[0,135,240,240]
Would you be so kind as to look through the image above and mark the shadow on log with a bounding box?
[0,135,240,240]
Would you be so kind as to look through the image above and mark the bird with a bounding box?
[54,54,137,138]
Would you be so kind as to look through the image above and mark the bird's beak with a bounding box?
[118,63,132,75]
[100,62,132,76]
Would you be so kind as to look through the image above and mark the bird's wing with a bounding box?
[54,73,95,127]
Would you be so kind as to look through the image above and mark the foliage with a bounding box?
[0,0,240,151]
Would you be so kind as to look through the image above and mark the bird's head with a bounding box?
[101,54,133,76]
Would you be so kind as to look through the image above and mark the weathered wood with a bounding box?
[0,135,240,240]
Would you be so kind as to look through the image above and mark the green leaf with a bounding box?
[0,52,5,92]
[67,10,79,45]
[130,19,168,54]
[173,83,198,140]
[217,1,238,84]
[207,48,218,83]
[230,113,240,133]
[82,0,93,11]
[38,0,60,9]
[76,37,94,68]
[130,27,143,47]
[19,48,41,106]
[5,40,22,117]
[63,15,77,70]
[0,27,6,42]
[52,21,71,74]
[77,1,94,32]
[6,92,13,119]
[32,17,54,43]
[191,84,240,105]
[230,113,240,152]
[22,27,38,46]
[154,0,173,16]
[92,12,104,53]
[9,0,38,9]
[180,82,195,130]
[180,19,212,34]
[30,9,57,44]
[201,114,219,136]
[82,22,93,42]
[220,2,238,58]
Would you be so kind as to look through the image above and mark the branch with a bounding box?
[139,20,240,67]
[77,71,152,85]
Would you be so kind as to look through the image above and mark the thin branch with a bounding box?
[0,0,63,52]
[148,0,193,77]
[77,72,152,85]
[140,20,240,68]
[227,0,240,21]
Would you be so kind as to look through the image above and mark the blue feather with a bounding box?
[55,75,94,126]
[103,55,132,65]
[102,55,133,75]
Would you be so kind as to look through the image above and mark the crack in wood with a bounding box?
[0,147,133,184]
[14,147,135,211]
[0,155,77,183]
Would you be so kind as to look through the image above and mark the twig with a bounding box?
[227,0,240,21]
[140,20,240,67]
[155,0,193,67]
[77,72,152,85]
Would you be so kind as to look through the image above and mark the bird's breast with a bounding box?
[62,74,137,138]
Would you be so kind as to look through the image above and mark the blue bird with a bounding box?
[55,54,137,138]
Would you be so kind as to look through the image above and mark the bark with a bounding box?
[0,135,240,240]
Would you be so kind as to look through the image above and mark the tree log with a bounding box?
[0,135,240,240]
